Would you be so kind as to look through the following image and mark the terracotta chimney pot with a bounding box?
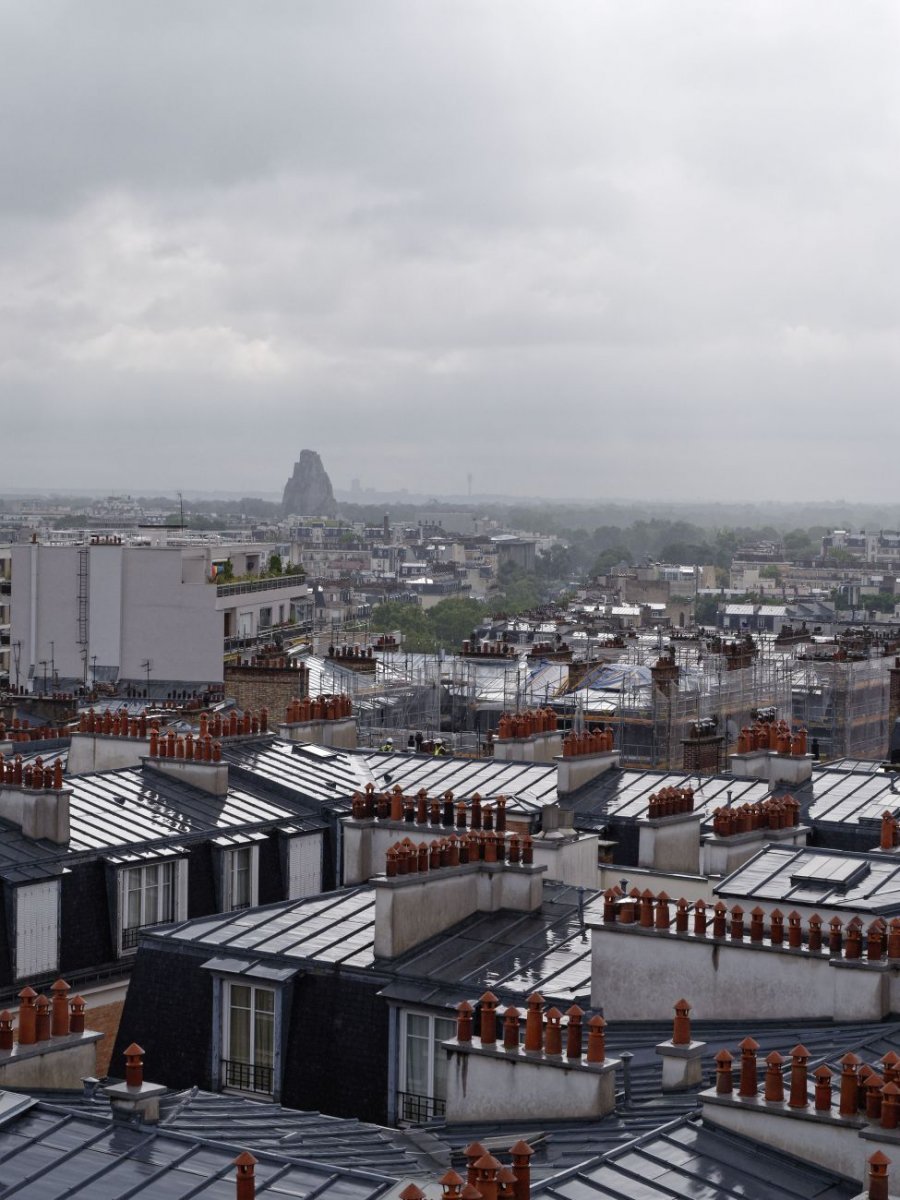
[868,1151,891,1200]
[479,992,499,1046]
[565,1004,583,1060]
[715,1049,734,1095]
[586,1014,606,1063]
[503,1006,521,1051]
[50,978,70,1037]
[739,1036,760,1098]
[764,1051,785,1102]
[788,1045,810,1108]
[839,1052,861,1116]
[671,998,691,1046]
[17,986,37,1045]
[456,1000,474,1043]
[464,1143,487,1187]
[234,1151,258,1200]
[813,1065,833,1112]
[509,1140,534,1200]
[35,995,50,1042]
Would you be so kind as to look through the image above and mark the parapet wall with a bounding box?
[590,893,900,1021]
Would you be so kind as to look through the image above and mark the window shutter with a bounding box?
[16,880,59,978]
[288,834,322,899]
[176,858,189,922]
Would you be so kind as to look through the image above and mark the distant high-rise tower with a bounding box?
[467,472,473,498]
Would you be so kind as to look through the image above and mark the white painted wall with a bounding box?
[590,924,895,1021]
[374,864,546,958]
[443,1041,617,1122]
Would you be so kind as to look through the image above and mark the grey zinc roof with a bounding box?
[566,768,771,829]
[715,844,900,914]
[532,1114,856,1200]
[0,765,325,884]
[795,764,900,830]
[0,1100,394,1199]
[359,751,559,812]
[222,738,373,808]
[149,881,600,1007]
[17,1087,450,1177]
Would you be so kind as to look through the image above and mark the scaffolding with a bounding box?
[790,655,892,763]
[340,651,444,746]
[576,636,796,769]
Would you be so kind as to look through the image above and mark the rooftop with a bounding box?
[148,880,600,1008]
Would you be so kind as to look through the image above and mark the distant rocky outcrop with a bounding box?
[282,450,337,517]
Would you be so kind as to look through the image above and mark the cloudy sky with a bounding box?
[3,2,899,501]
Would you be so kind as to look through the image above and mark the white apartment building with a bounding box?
[10,531,310,692]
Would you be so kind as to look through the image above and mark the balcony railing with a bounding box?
[121,915,175,951]
[222,1058,274,1095]
[216,574,306,599]
[397,1090,445,1123]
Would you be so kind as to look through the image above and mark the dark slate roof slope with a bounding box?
[0,1099,394,1199]
[153,881,601,1007]
[564,768,771,830]
[715,844,900,914]
[429,1105,698,1182]
[532,1114,857,1200]
[360,751,559,811]
[223,738,374,808]
[17,1086,450,1176]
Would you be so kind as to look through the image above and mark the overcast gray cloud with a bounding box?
[2,1,899,500]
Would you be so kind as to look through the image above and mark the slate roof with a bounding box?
[0,1097,395,1199]
[714,844,900,914]
[565,767,771,830]
[222,738,372,809]
[358,752,559,812]
[567,759,900,837]
[18,1086,450,1177]
[0,764,326,884]
[531,1114,857,1200]
[148,881,601,1007]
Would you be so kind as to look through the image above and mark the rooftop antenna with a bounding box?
[178,491,184,528]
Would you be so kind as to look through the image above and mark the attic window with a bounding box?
[789,855,870,893]
[291,743,338,762]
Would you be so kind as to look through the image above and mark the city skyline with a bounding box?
[3,2,899,500]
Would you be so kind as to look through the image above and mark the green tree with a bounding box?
[591,546,633,575]
[370,601,435,652]
[426,598,486,649]
[268,553,283,576]
[695,594,720,624]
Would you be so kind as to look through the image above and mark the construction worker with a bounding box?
[380,736,394,752]
[433,738,446,756]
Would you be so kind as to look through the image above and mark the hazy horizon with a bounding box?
[4,3,900,501]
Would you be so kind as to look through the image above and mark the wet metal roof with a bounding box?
[222,738,372,808]
[566,768,771,829]
[715,844,900,914]
[532,1114,856,1200]
[0,765,325,884]
[0,1099,394,1198]
[18,1087,449,1178]
[150,881,600,1007]
[359,752,559,812]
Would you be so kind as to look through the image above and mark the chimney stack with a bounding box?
[235,1151,258,1200]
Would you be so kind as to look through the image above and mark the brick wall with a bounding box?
[682,735,724,774]
[87,998,125,1076]
[224,666,308,716]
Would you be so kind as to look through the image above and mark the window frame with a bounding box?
[218,978,283,1100]
[14,879,60,980]
[117,857,187,955]
[397,1008,457,1123]
[222,843,260,912]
